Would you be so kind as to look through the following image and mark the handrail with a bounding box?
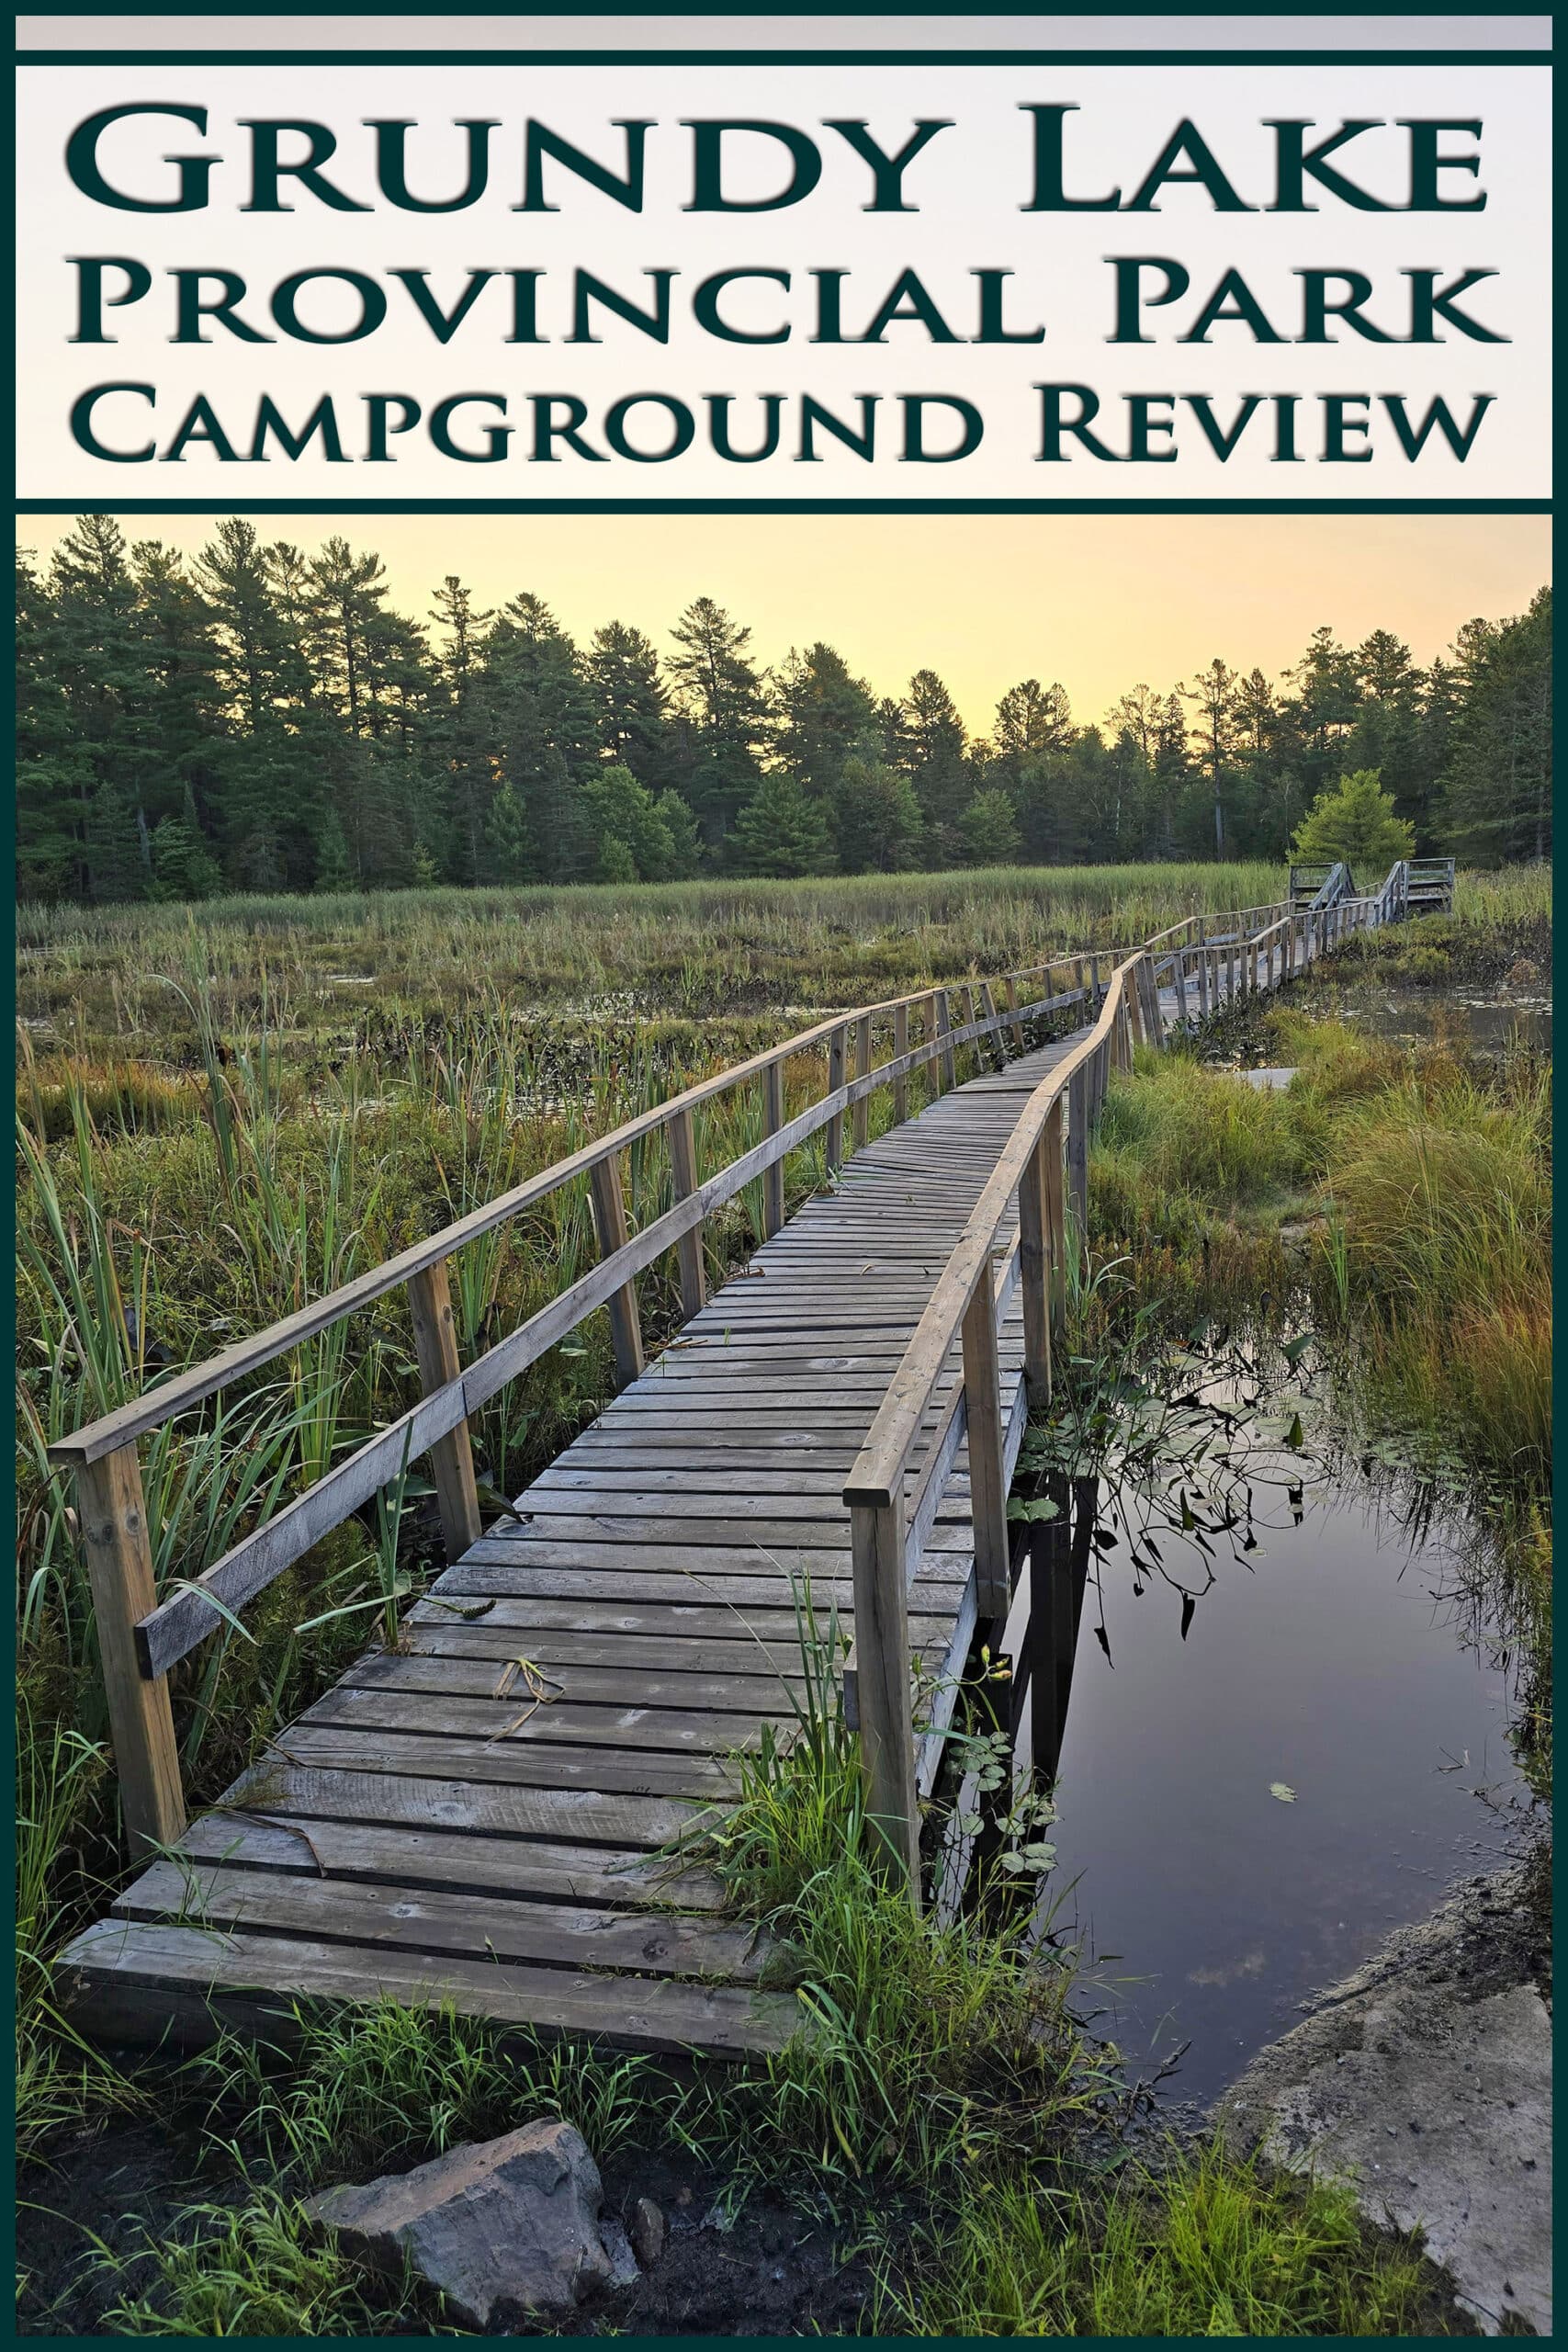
[49,961,1097,1471]
[844,970,1129,1515]
[840,864,1418,1893]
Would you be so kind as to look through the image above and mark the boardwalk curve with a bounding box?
[53,861,1450,2057]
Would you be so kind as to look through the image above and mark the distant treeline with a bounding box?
[14,517,1551,904]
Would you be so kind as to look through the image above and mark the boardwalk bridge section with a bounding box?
[55,860,1451,2055]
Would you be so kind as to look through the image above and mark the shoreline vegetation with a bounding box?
[16,860,1550,2335]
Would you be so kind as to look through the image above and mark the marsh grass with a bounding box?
[1089,1017,1551,1497]
[94,2193,441,2338]
[881,2143,1461,2336]
[17,863,1287,1046]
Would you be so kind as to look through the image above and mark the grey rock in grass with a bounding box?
[305,2119,614,2325]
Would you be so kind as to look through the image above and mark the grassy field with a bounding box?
[15,859,1550,2335]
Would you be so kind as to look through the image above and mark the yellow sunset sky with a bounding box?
[17,511,1549,734]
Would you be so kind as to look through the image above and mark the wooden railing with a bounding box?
[839,866,1419,1894]
[51,948,1111,1856]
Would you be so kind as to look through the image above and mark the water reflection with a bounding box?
[993,1448,1527,2109]
[1328,986,1551,1056]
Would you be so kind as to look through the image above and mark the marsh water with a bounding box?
[1323,982,1551,1057]
[998,1408,1527,2110]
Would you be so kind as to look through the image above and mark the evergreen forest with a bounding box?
[14,516,1551,904]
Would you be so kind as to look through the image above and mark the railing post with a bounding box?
[936,989,956,1091]
[1003,976,1025,1053]
[1043,1094,1067,1335]
[979,980,1003,1066]
[892,1001,909,1125]
[1173,946,1190,1026]
[826,1023,847,1172]
[1195,916,1210,1015]
[761,1057,786,1238]
[74,1442,186,1858]
[958,985,977,1082]
[852,1013,873,1150]
[1018,1132,1052,1403]
[1126,965,1146,1051]
[1067,1066,1089,1259]
[589,1152,647,1387]
[1141,956,1163,1047]
[848,1499,920,1898]
[666,1105,707,1321]
[962,1273,1011,1620]
[407,1257,484,1559]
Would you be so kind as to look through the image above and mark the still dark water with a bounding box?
[1009,1468,1526,2108]
[1336,986,1551,1057]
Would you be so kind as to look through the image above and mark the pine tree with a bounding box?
[666,596,773,854]
[1180,658,1244,856]
[588,621,672,785]
[1438,589,1551,863]
[774,643,878,799]
[959,786,1020,866]
[832,749,924,873]
[15,550,91,900]
[732,774,833,876]
[1292,770,1415,874]
[899,670,969,864]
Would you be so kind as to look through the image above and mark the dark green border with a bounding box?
[15,46,1551,63]
[16,501,1554,517]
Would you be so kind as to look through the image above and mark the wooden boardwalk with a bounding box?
[56,860,1446,2059]
[62,1035,1076,2058]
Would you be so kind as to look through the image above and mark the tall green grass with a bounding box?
[883,2144,1453,2335]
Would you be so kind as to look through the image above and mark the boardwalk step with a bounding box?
[58,1919,801,2058]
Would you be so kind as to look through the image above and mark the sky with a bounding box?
[17,511,1549,735]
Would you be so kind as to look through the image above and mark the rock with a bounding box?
[629,2194,665,2267]
[305,2120,615,2326]
[598,2214,641,2290]
[1215,1873,1551,2336]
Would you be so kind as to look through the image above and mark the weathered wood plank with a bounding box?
[340,1649,806,1717]
[168,1813,727,1910]
[215,1758,706,1846]
[248,1726,737,1801]
[59,1921,802,2058]
[299,1685,775,1756]
[115,1860,773,1982]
